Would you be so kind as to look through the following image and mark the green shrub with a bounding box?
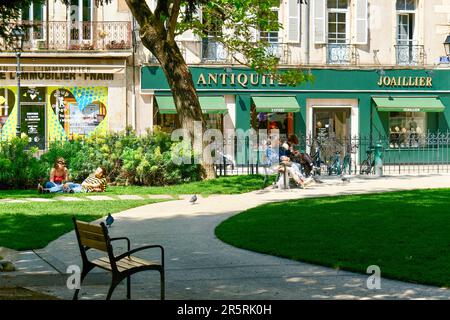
[0,130,201,189]
[0,137,43,189]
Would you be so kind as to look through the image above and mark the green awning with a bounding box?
[155,96,227,114]
[252,96,301,113]
[198,96,227,114]
[373,97,445,112]
[155,96,177,114]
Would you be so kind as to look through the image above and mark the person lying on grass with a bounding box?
[64,167,107,193]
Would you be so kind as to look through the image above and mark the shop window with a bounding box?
[154,109,180,133]
[205,114,223,131]
[389,112,426,148]
[251,106,293,142]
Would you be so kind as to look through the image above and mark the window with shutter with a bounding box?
[286,0,300,43]
[314,0,326,44]
[355,0,368,44]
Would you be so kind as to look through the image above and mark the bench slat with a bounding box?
[92,256,159,272]
[76,221,103,234]
[80,238,108,252]
[78,230,106,243]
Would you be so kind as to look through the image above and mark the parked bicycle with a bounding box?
[360,148,375,175]
[327,151,342,175]
[309,140,326,175]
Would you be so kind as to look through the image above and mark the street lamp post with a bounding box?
[11,26,24,138]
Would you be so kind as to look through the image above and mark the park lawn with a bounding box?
[0,199,165,250]
[0,175,270,199]
[215,188,450,287]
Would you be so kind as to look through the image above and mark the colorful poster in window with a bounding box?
[47,86,108,141]
[0,87,18,141]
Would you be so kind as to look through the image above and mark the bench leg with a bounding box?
[106,278,120,300]
[73,266,93,300]
[127,276,131,300]
[160,270,165,300]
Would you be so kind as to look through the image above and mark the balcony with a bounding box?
[326,44,358,65]
[201,38,230,63]
[395,44,425,66]
[1,21,132,51]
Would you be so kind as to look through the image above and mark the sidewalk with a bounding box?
[3,174,450,300]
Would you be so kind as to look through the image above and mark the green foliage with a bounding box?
[0,130,201,189]
[0,137,42,189]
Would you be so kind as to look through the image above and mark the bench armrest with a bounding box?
[110,237,131,252]
[115,245,164,268]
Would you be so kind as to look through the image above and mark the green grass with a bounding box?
[215,189,450,287]
[0,175,269,199]
[0,199,164,250]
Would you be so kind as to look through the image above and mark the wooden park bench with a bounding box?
[72,217,165,300]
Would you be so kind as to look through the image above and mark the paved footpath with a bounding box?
[3,174,450,300]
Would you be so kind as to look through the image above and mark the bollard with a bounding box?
[374,143,383,176]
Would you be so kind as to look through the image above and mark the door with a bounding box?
[313,108,351,161]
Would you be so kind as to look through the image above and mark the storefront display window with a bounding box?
[155,112,179,133]
[205,114,223,131]
[389,112,426,148]
[251,107,292,142]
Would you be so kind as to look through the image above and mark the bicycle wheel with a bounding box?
[360,160,369,175]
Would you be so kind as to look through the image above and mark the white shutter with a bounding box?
[314,0,326,44]
[180,6,202,40]
[286,0,300,43]
[355,0,368,44]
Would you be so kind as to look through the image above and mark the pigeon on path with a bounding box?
[189,195,197,205]
[341,176,351,184]
[106,213,114,228]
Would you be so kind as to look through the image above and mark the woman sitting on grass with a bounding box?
[65,167,107,193]
[38,157,70,193]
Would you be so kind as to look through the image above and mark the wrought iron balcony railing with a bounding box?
[201,38,230,63]
[326,43,358,65]
[395,44,425,66]
[1,21,132,51]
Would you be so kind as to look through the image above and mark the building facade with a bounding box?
[2,0,450,163]
[137,0,450,164]
[0,0,134,149]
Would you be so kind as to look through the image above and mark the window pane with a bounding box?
[396,0,405,10]
[33,2,43,21]
[83,0,91,21]
[329,23,337,33]
[337,13,345,22]
[338,0,348,9]
[22,6,30,20]
[397,0,415,11]
[405,0,415,10]
[327,0,337,9]
[389,111,426,148]
[337,23,346,33]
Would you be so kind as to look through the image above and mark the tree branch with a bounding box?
[167,0,181,42]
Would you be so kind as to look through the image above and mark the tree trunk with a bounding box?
[145,40,216,179]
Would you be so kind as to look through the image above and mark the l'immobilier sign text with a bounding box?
[0,72,114,81]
